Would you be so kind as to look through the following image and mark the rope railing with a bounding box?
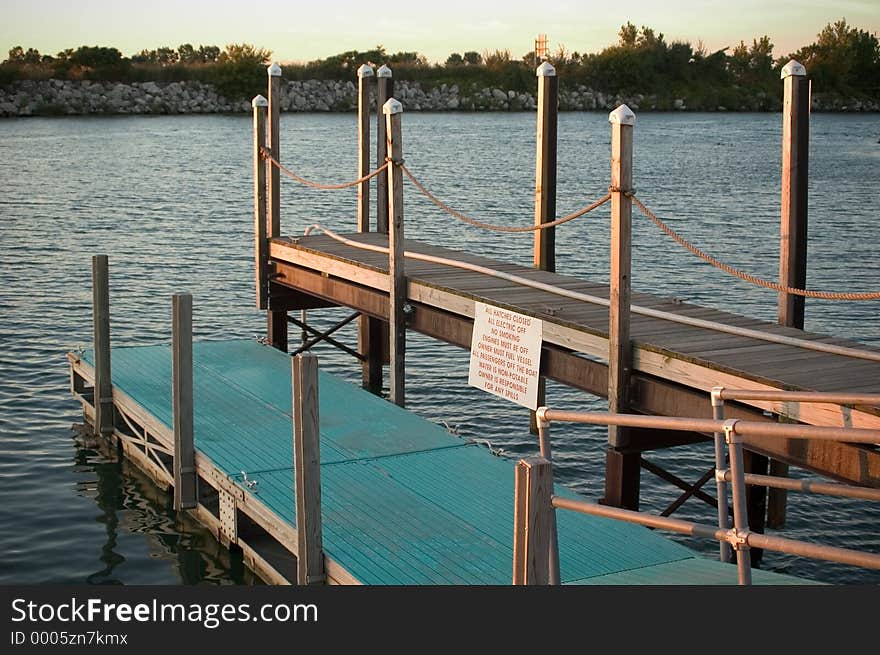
[261,147,390,190]
[631,194,880,301]
[399,162,611,233]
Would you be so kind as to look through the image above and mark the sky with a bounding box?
[2,0,878,64]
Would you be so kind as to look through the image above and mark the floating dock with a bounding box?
[68,338,808,584]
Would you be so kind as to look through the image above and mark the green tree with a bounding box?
[177,43,197,64]
[463,50,482,65]
[219,43,273,65]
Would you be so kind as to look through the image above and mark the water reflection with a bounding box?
[70,424,253,585]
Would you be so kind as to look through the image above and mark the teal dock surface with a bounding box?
[83,339,809,584]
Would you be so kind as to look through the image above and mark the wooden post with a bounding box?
[772,59,809,529]
[512,457,553,585]
[91,254,114,437]
[384,98,406,407]
[172,293,197,510]
[533,61,558,273]
[604,104,639,510]
[292,352,324,585]
[530,62,558,434]
[778,59,810,330]
[356,64,373,232]
[253,94,268,310]
[356,65,383,394]
[376,65,393,234]
[266,62,287,352]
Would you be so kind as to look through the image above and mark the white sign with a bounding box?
[467,302,543,410]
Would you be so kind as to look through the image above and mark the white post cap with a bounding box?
[268,62,282,77]
[536,61,556,77]
[781,59,806,79]
[357,64,374,78]
[382,97,403,115]
[608,104,636,125]
[252,94,268,108]
[377,64,393,78]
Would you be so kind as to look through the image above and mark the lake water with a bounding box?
[1,110,878,585]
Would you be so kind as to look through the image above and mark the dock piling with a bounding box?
[778,59,810,331]
[266,62,288,352]
[253,95,268,310]
[376,65,393,234]
[357,65,383,395]
[172,293,197,510]
[292,352,325,584]
[384,98,406,407]
[604,105,639,510]
[91,254,114,437]
[533,61,558,273]
[530,61,558,435]
[513,457,554,585]
[771,59,809,530]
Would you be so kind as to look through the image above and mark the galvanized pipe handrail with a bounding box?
[538,409,880,444]
[551,495,880,571]
[730,471,880,502]
[716,388,880,406]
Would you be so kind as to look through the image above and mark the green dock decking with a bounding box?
[77,339,811,585]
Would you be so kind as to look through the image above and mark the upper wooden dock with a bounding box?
[269,232,880,487]
[69,339,809,584]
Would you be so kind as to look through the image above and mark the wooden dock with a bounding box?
[269,231,880,493]
[68,339,810,585]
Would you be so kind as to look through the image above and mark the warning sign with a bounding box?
[467,302,543,410]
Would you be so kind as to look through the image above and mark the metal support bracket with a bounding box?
[218,488,238,546]
[722,419,741,444]
[535,406,551,429]
[710,385,725,407]
[714,468,729,483]
[725,527,751,550]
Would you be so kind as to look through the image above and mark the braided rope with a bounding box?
[399,163,610,233]
[261,148,389,190]
[632,194,880,301]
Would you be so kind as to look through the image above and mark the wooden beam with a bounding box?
[91,254,114,437]
[603,448,640,510]
[513,457,553,585]
[253,95,268,310]
[266,63,287,351]
[292,352,325,585]
[384,98,406,407]
[172,293,197,510]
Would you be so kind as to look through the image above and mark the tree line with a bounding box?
[2,19,877,104]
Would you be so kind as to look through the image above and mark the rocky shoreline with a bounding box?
[1,78,877,117]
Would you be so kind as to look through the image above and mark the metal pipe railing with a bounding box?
[715,388,880,406]
[711,391,732,562]
[514,404,880,586]
[550,495,880,572]
[730,471,880,502]
[539,409,880,444]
